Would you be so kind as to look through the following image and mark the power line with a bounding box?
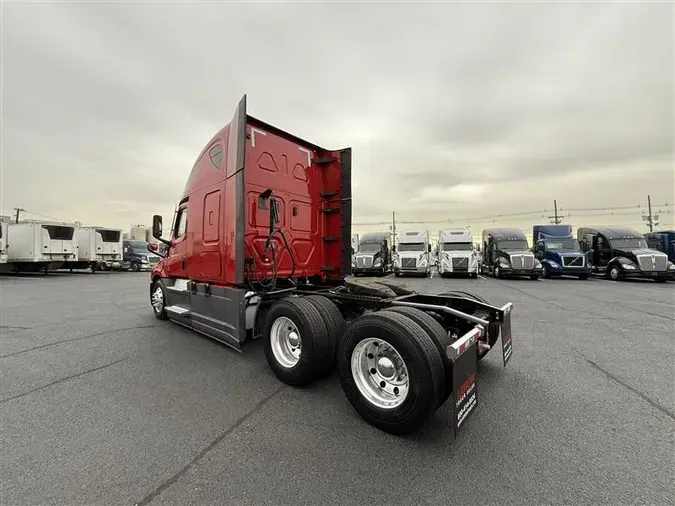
[353,203,673,227]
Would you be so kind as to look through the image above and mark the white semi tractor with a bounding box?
[437,228,480,278]
[393,230,431,277]
[5,221,78,274]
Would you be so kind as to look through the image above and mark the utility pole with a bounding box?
[391,211,397,246]
[13,207,26,223]
[548,199,561,224]
[642,194,660,232]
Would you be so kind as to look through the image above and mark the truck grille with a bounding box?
[357,256,373,268]
[452,257,469,271]
[402,258,417,268]
[511,255,534,270]
[562,255,584,267]
[637,255,667,272]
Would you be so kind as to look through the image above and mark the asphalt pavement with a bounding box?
[1,270,673,505]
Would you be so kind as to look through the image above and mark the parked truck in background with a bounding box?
[63,226,123,272]
[120,240,161,272]
[481,228,542,279]
[577,226,672,282]
[147,95,515,436]
[644,230,675,262]
[437,228,479,278]
[5,221,78,274]
[352,232,392,276]
[532,224,593,280]
[393,230,431,277]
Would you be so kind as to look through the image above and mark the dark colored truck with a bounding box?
[532,224,593,280]
[644,230,675,264]
[577,226,672,282]
[352,231,392,276]
[481,228,542,280]
[147,95,515,436]
[121,240,161,272]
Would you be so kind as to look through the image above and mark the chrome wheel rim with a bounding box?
[151,285,164,313]
[610,267,619,280]
[270,316,302,368]
[351,338,409,409]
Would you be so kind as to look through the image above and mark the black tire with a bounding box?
[263,297,333,387]
[383,306,453,404]
[494,266,501,278]
[607,264,621,281]
[131,262,140,272]
[530,275,539,281]
[654,277,668,283]
[338,311,445,435]
[541,265,548,278]
[470,272,478,279]
[150,279,168,320]
[578,274,588,280]
[394,272,401,277]
[303,295,345,371]
[440,291,499,361]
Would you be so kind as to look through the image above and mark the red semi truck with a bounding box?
[148,96,514,435]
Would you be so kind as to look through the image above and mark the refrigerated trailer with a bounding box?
[63,226,123,271]
[147,95,515,436]
[0,221,8,267]
[5,221,77,273]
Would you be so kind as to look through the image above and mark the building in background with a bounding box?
[129,225,150,242]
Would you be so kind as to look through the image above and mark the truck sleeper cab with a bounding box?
[482,228,542,280]
[437,228,479,278]
[148,95,516,436]
[532,224,593,280]
[577,226,672,282]
[393,230,431,277]
[352,232,392,276]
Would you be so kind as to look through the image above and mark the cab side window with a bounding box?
[174,207,188,239]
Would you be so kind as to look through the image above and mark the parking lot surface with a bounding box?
[1,271,673,505]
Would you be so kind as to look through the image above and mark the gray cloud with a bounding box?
[1,1,673,235]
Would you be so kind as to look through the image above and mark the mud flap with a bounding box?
[448,326,481,437]
[500,302,513,367]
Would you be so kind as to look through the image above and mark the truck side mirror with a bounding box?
[152,215,162,240]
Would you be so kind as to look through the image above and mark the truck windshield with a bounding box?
[609,238,647,249]
[358,242,381,253]
[443,242,472,251]
[545,239,579,250]
[128,242,149,254]
[497,240,529,251]
[397,242,424,252]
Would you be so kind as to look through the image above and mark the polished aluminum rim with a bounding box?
[152,286,164,313]
[351,338,409,409]
[270,316,302,368]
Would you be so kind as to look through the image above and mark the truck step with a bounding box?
[323,236,340,242]
[166,305,191,316]
[320,190,338,198]
[320,208,340,214]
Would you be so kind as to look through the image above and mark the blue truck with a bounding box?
[532,224,593,280]
[644,230,675,280]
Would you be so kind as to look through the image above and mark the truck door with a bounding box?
[164,203,189,279]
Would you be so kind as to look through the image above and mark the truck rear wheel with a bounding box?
[263,297,333,387]
[303,295,345,371]
[383,306,453,404]
[337,311,445,435]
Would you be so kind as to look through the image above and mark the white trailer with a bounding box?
[6,221,78,274]
[393,230,431,277]
[437,228,479,278]
[63,226,123,271]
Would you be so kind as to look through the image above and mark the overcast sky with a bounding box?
[2,1,673,237]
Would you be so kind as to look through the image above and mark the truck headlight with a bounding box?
[534,259,542,268]
[499,262,510,268]
[622,264,636,270]
[373,258,382,267]
[668,262,675,270]
[548,261,559,269]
